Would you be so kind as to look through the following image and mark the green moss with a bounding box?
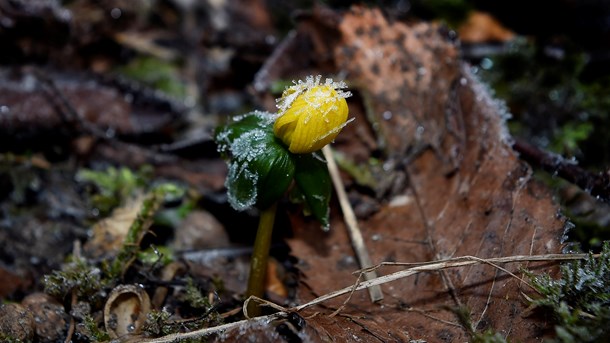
[43,257,108,300]
[76,166,151,215]
[479,39,610,167]
[0,334,26,343]
[182,278,212,310]
[143,309,173,337]
[143,303,222,340]
[107,182,185,278]
[82,314,111,342]
[529,241,610,342]
[116,56,187,99]
[137,245,174,267]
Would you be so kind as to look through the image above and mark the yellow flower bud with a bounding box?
[273,75,351,154]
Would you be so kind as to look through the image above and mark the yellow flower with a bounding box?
[273,75,351,154]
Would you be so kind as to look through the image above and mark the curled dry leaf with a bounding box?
[104,284,152,339]
[458,11,516,43]
[84,195,145,259]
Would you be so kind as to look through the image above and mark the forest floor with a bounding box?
[1,1,610,342]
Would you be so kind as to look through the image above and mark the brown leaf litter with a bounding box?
[244,6,566,342]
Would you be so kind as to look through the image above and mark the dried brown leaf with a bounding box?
[261,6,564,342]
[83,195,144,259]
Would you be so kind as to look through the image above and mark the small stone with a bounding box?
[172,210,229,250]
[0,303,35,341]
[22,293,69,343]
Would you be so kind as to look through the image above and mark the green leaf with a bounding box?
[225,160,259,211]
[214,111,275,155]
[294,153,332,228]
[255,141,295,210]
[217,111,295,211]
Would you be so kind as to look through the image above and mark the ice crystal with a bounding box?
[230,129,268,163]
[226,161,258,211]
[276,75,351,115]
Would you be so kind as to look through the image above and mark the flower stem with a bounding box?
[246,202,277,317]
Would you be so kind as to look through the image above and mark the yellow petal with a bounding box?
[273,84,349,154]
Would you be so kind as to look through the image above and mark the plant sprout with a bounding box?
[215,75,351,316]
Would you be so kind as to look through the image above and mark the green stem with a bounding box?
[246,202,277,317]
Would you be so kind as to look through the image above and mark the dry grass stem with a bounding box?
[322,145,384,302]
[294,253,596,311]
[142,252,597,342]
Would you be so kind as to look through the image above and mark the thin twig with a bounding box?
[33,69,108,138]
[64,287,77,343]
[243,296,290,319]
[322,145,384,302]
[64,241,82,343]
[140,253,595,342]
[294,253,596,312]
[329,271,365,317]
[138,312,287,343]
[513,138,610,202]
[406,307,464,328]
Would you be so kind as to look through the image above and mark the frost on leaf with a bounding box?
[225,130,270,211]
[230,129,269,163]
[225,161,259,211]
[215,111,296,211]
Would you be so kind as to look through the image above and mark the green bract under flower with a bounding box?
[274,75,352,154]
[215,111,294,211]
[214,76,352,228]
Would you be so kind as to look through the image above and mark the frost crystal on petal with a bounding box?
[276,75,351,115]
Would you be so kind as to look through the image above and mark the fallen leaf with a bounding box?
[458,11,515,43]
[0,68,184,140]
[84,195,145,259]
[251,6,565,342]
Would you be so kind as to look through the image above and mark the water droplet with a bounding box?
[566,156,578,165]
[110,8,122,19]
[22,74,36,91]
[382,161,393,171]
[105,127,116,138]
[382,111,392,120]
[459,77,468,86]
[126,324,135,332]
[371,234,381,241]
[265,35,276,45]
[1,16,14,27]
[480,57,493,70]
[184,95,195,107]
